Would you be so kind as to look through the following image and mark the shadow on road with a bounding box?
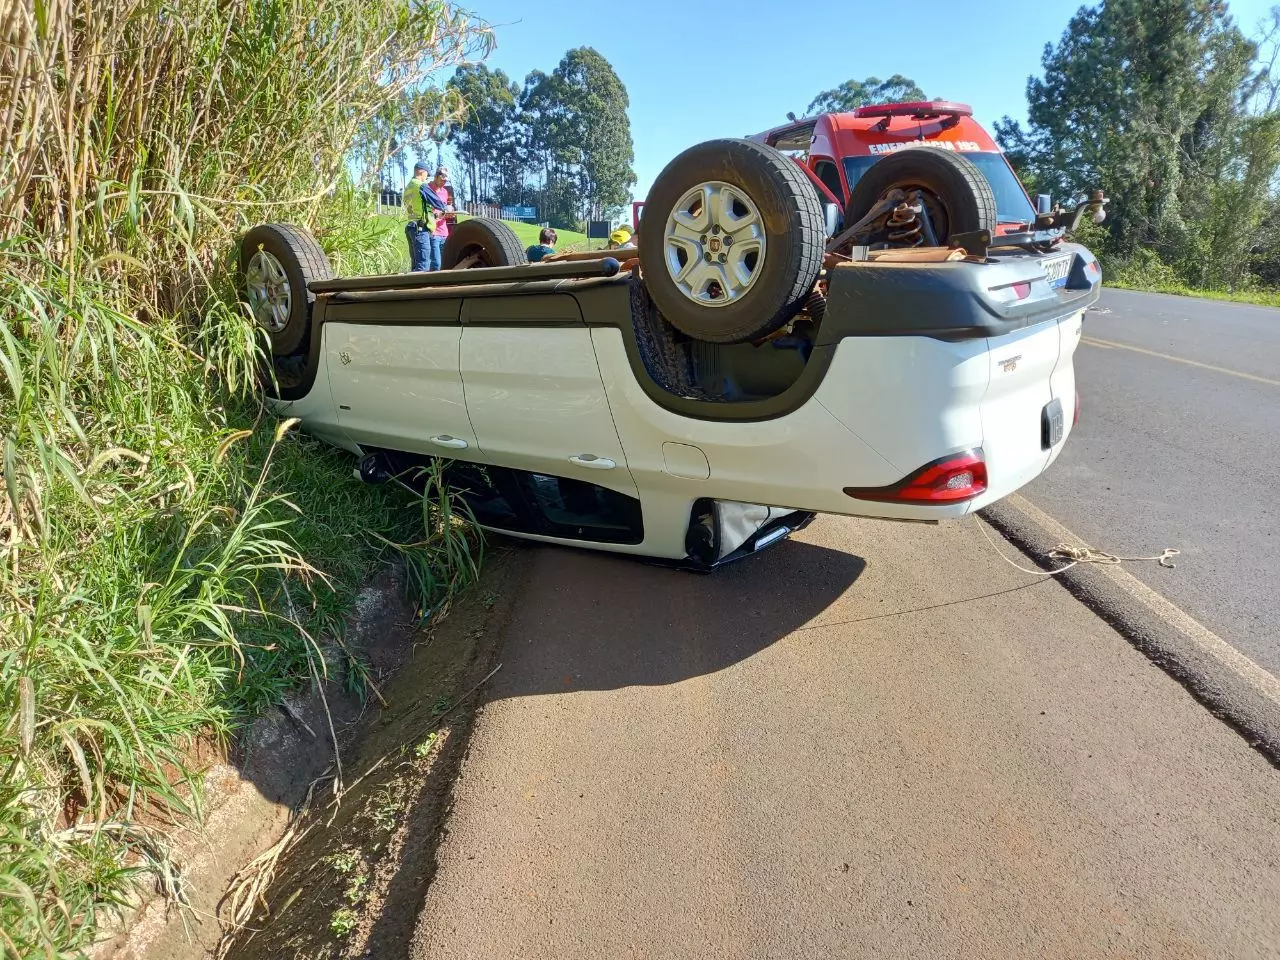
[483,538,866,700]
[229,539,865,960]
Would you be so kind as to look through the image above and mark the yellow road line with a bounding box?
[1080,336,1280,387]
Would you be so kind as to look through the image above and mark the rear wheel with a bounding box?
[441,218,527,269]
[639,138,824,344]
[240,223,332,356]
[843,146,996,246]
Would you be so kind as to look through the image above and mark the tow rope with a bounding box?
[976,515,1180,576]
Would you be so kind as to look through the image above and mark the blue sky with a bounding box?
[455,0,1279,200]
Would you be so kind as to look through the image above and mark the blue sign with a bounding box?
[501,205,537,220]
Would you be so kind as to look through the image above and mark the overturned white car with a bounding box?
[242,135,1100,569]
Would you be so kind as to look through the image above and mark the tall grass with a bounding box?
[1072,219,1280,306]
[0,0,491,954]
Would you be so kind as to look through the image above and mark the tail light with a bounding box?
[989,280,1032,303]
[844,450,988,505]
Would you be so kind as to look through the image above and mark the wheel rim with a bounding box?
[663,181,766,308]
[245,250,292,333]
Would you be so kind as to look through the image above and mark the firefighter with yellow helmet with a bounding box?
[607,224,634,249]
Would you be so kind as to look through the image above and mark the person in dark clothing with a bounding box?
[525,227,558,262]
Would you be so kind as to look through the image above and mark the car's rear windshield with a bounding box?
[843,151,1036,224]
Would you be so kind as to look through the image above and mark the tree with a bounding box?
[355,86,464,189]
[446,64,519,204]
[518,48,636,227]
[555,47,637,221]
[995,0,1262,271]
[805,74,926,115]
[519,68,572,221]
[442,47,635,228]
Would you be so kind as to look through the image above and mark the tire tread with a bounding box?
[240,222,333,357]
[441,218,527,269]
[843,146,997,241]
[640,138,825,344]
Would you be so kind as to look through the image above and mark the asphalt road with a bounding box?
[1023,288,1280,676]
[412,517,1280,960]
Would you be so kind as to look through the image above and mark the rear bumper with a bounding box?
[816,309,1082,520]
[819,242,1101,344]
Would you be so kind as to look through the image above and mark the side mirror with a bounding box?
[1064,190,1109,232]
[1036,194,1052,215]
[1034,190,1109,233]
[823,202,842,238]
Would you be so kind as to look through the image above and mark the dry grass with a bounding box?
[0,1,491,953]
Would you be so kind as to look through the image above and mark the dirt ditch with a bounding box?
[97,548,526,960]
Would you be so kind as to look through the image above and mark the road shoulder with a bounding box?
[983,493,1280,765]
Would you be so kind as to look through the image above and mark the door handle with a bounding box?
[429,435,469,450]
[569,454,616,470]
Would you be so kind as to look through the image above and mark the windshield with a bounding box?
[842,151,1036,224]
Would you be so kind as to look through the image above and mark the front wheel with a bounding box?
[843,146,997,246]
[441,218,527,269]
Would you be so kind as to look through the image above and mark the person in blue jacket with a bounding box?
[402,163,451,271]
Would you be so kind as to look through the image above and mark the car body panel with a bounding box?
[268,347,353,454]
[326,315,491,463]
[1045,310,1083,469]
[593,327,977,523]
[455,293,639,495]
[812,335,989,479]
[976,317,1059,499]
[459,324,639,499]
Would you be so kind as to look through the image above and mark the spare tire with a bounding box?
[843,146,996,246]
[441,217,527,269]
[240,223,332,356]
[639,138,824,344]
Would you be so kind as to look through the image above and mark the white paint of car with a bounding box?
[458,325,639,500]
[270,306,1084,562]
[326,318,487,461]
[590,313,1082,543]
[269,350,352,454]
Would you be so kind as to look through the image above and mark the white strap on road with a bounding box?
[976,515,1179,576]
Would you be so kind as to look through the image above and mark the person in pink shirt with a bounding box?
[426,167,452,270]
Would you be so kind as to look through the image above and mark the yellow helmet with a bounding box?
[609,226,633,246]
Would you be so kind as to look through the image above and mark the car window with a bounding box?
[442,463,643,544]
[842,151,1036,223]
[442,462,538,534]
[526,474,643,544]
[813,159,843,199]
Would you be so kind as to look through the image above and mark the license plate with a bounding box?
[1041,398,1064,449]
[1042,255,1073,288]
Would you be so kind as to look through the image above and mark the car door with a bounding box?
[457,294,639,500]
[325,297,488,461]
